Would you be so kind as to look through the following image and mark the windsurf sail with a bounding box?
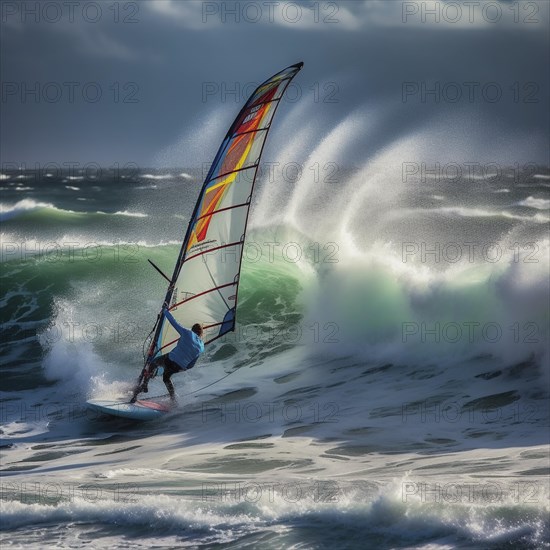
[145,62,303,367]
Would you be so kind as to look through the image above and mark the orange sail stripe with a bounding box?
[187,128,260,250]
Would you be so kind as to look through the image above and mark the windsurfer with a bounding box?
[131,308,204,403]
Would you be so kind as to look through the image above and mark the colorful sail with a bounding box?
[150,62,303,358]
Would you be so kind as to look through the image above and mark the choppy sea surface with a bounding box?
[1,164,549,549]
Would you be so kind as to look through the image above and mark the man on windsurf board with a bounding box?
[131,308,204,404]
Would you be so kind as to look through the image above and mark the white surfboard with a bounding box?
[86,399,171,420]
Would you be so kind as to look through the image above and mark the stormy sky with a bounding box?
[1,0,549,169]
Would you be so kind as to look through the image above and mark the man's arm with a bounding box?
[163,308,192,338]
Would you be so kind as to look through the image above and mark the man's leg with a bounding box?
[131,357,163,403]
[163,370,176,402]
[162,357,181,403]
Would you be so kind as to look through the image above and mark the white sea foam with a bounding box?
[435,206,549,223]
[141,173,174,180]
[0,470,547,548]
[0,233,180,261]
[95,210,148,218]
[0,420,50,439]
[0,199,76,221]
[518,196,550,210]
[113,210,148,218]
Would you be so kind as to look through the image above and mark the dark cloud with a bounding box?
[1,1,548,167]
